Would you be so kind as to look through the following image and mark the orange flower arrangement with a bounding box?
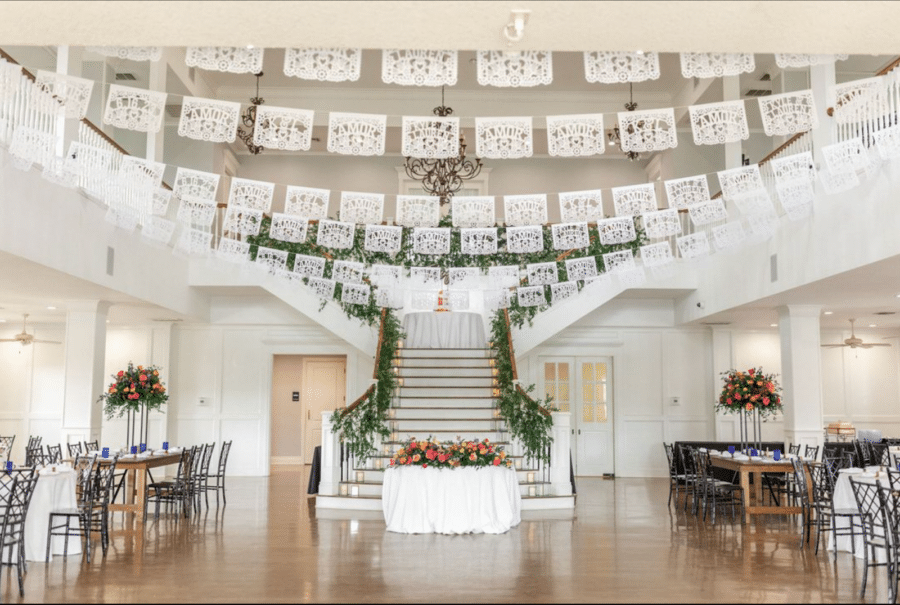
[717,367,783,419]
[389,436,513,470]
[99,362,169,419]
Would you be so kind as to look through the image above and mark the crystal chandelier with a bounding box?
[403,87,483,205]
[236,72,265,155]
[607,82,641,161]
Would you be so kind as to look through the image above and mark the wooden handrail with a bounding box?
[877,56,900,77]
[373,307,387,380]
[339,384,375,418]
[757,132,808,168]
[516,384,551,417]
[503,308,518,381]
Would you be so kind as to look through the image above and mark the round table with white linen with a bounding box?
[382,466,521,535]
[402,312,486,349]
[25,466,81,562]
[828,466,886,561]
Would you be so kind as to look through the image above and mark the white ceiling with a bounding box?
[1,1,899,333]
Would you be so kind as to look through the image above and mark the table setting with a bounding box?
[828,464,892,560]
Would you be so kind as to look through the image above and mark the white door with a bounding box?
[302,357,346,464]
[540,357,614,477]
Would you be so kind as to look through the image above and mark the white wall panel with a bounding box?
[220,418,263,476]
[618,332,663,417]
[618,420,665,477]
[221,330,265,416]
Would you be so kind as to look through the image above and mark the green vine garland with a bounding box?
[329,309,404,463]
[246,214,647,328]
[490,311,557,465]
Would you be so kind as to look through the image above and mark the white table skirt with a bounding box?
[382,466,521,535]
[402,312,486,349]
[828,468,886,562]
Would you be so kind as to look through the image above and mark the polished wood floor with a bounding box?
[1,466,887,603]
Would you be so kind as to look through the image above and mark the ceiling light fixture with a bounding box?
[46,306,56,310]
[501,9,531,45]
[607,82,641,161]
[824,311,834,315]
[236,72,266,155]
[403,86,484,206]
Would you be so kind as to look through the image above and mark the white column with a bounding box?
[723,75,742,169]
[810,62,837,170]
[145,55,166,164]
[549,411,571,496]
[62,301,111,446]
[151,322,173,448]
[777,305,825,449]
[318,410,340,496]
[710,327,736,441]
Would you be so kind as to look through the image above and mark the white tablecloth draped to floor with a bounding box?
[828,467,886,562]
[382,466,521,534]
[402,312,486,349]
[19,467,81,562]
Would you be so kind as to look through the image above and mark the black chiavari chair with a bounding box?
[0,436,14,463]
[205,441,232,507]
[850,476,892,599]
[194,443,216,509]
[46,454,97,562]
[807,461,861,557]
[46,444,63,464]
[0,468,39,597]
[83,440,99,453]
[67,442,83,459]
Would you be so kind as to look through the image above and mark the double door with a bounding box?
[540,357,614,476]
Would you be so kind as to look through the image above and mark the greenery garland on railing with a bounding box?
[490,310,556,464]
[329,308,404,463]
[245,214,647,328]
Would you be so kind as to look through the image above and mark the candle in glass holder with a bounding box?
[527,472,535,483]
[374,459,382,470]
[350,485,359,497]
[339,484,348,496]
[515,459,522,470]
[355,471,364,483]
[529,486,536,497]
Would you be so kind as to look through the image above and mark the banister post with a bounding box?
[319,410,341,496]
[549,411,572,496]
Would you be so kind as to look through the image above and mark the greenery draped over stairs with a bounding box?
[246,214,647,329]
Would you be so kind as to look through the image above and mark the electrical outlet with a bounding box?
[671,397,681,406]
[198,397,209,407]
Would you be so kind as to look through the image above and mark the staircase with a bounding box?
[323,346,566,509]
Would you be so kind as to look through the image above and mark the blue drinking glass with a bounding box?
[728,446,735,455]
[5,461,11,473]
[774,449,781,461]
[750,448,758,457]
[130,446,137,455]
[140,443,146,453]
[102,447,109,459]
[163,441,169,451]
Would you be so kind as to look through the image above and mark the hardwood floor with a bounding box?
[2,466,886,603]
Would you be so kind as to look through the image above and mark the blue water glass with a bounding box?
[728,446,735,455]
[140,443,146,453]
[750,448,758,457]
[773,449,781,461]
[163,441,169,451]
[5,461,11,473]
[130,445,137,455]
[102,447,109,459]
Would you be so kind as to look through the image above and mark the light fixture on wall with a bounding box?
[236,72,265,155]
[403,86,484,206]
[607,82,641,162]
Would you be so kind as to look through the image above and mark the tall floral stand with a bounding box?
[124,404,149,451]
[738,408,763,454]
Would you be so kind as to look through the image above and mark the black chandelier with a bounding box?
[607,82,641,162]
[236,72,265,155]
[403,87,483,206]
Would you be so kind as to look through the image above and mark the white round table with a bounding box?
[25,467,81,562]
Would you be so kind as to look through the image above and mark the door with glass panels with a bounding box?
[540,357,614,477]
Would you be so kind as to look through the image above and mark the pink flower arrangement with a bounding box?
[389,436,513,470]
[717,367,783,419]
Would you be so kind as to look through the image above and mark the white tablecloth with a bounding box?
[21,467,81,562]
[382,466,521,534]
[402,312,486,349]
[828,467,886,561]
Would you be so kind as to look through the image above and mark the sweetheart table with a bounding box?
[402,312,486,349]
[382,466,521,534]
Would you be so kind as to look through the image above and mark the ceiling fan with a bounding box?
[821,318,891,349]
[0,314,61,346]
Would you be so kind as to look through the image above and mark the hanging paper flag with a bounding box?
[676,233,711,260]
[484,289,511,311]
[550,282,578,304]
[452,197,495,228]
[307,277,337,300]
[176,196,217,228]
[253,105,315,151]
[564,257,598,282]
[333,260,365,284]
[758,90,818,137]
[412,290,439,311]
[460,228,498,256]
[293,255,326,279]
[185,46,263,74]
[546,114,605,157]
[270,214,309,244]
[558,189,604,223]
[284,48,362,82]
[409,267,442,289]
[618,266,647,288]
[664,175,710,210]
[550,222,590,250]
[119,156,165,189]
[327,112,386,156]
[775,54,848,68]
[285,186,330,219]
[412,228,451,256]
[141,216,177,247]
[396,195,441,227]
[316,220,355,249]
[618,108,677,153]
[770,151,817,186]
[641,208,682,239]
[583,51,660,84]
[35,70,94,120]
[173,167,220,202]
[596,217,637,245]
[640,241,675,267]
[255,247,289,274]
[216,238,251,265]
[87,46,162,62]
[504,194,547,226]
[339,191,384,225]
[375,287,404,310]
[822,138,868,175]
[488,266,521,289]
[476,117,533,159]
[679,53,755,78]
[401,116,460,159]
[516,285,547,307]
[712,221,747,252]
[382,50,458,86]
[178,96,240,143]
[446,290,470,311]
[873,124,900,161]
[228,177,275,213]
[364,225,402,253]
[688,100,749,146]
[602,250,635,274]
[476,51,552,87]
[103,84,166,133]
[527,262,559,286]
[369,265,402,287]
[776,180,816,221]
[687,199,728,226]
[717,165,765,200]
[341,283,371,306]
[612,183,657,217]
[505,225,544,253]
[448,267,480,287]
[174,227,213,257]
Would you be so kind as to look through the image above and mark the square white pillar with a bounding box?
[62,301,111,446]
[777,305,824,449]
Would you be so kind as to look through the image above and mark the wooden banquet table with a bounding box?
[709,455,808,524]
[101,452,183,522]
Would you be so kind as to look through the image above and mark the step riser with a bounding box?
[398,377,496,388]
[397,398,496,407]
[398,367,496,378]
[398,349,493,359]
[399,387,495,398]
[390,431,505,442]
[391,409,497,420]
[389,421,503,432]
[395,358,494,369]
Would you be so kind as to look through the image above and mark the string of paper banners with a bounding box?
[3,50,900,313]
[2,50,894,159]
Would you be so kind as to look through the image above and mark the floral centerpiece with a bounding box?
[98,362,168,420]
[717,367,783,419]
[389,437,513,469]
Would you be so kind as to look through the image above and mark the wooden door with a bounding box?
[302,357,346,464]
[575,358,614,476]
